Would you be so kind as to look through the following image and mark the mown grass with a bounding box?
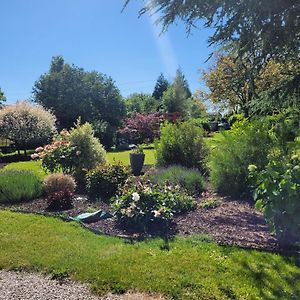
[0,210,299,299]
[3,160,47,179]
[107,148,156,165]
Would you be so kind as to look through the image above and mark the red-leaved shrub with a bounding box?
[118,113,165,144]
[47,189,74,211]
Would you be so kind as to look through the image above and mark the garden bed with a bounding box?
[0,193,279,252]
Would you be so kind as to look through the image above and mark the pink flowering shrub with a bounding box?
[32,121,106,177]
[118,112,165,144]
[112,180,196,231]
[32,130,77,174]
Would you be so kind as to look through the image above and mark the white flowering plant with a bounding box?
[112,180,196,231]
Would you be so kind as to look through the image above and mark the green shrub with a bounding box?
[249,154,300,245]
[209,119,274,197]
[69,120,107,172]
[146,165,205,195]
[0,169,42,203]
[156,121,208,172]
[113,181,196,231]
[86,163,130,200]
[43,173,76,195]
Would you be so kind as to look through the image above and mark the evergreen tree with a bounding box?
[162,69,191,116]
[0,88,6,107]
[152,73,169,100]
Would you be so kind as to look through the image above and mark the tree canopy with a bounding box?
[33,56,125,129]
[203,52,300,115]
[126,0,300,62]
[125,93,158,116]
[0,101,57,153]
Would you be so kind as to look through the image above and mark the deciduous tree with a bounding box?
[0,101,56,154]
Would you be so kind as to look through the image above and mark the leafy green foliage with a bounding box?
[146,165,205,196]
[250,154,300,245]
[91,120,116,149]
[156,121,208,172]
[33,56,125,129]
[86,163,130,200]
[113,181,196,231]
[209,119,274,197]
[0,169,42,203]
[125,93,158,116]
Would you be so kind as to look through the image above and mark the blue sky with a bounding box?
[1,0,214,104]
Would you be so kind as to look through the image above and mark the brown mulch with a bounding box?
[0,194,279,252]
[0,163,7,169]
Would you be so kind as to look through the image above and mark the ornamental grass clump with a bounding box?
[0,169,42,203]
[146,165,205,196]
[43,173,76,195]
[113,180,196,232]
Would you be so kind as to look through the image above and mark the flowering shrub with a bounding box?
[0,101,56,152]
[118,112,165,144]
[32,130,77,174]
[43,173,76,195]
[32,121,106,178]
[249,154,300,245]
[46,189,74,211]
[113,180,196,231]
[85,163,130,200]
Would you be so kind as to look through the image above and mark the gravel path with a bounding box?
[0,270,164,300]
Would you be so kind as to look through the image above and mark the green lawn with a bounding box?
[2,149,155,178]
[3,160,47,179]
[0,210,299,299]
[204,132,225,149]
[107,148,155,165]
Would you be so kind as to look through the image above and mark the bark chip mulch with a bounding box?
[1,194,279,252]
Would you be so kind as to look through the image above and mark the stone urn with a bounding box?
[130,153,145,176]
